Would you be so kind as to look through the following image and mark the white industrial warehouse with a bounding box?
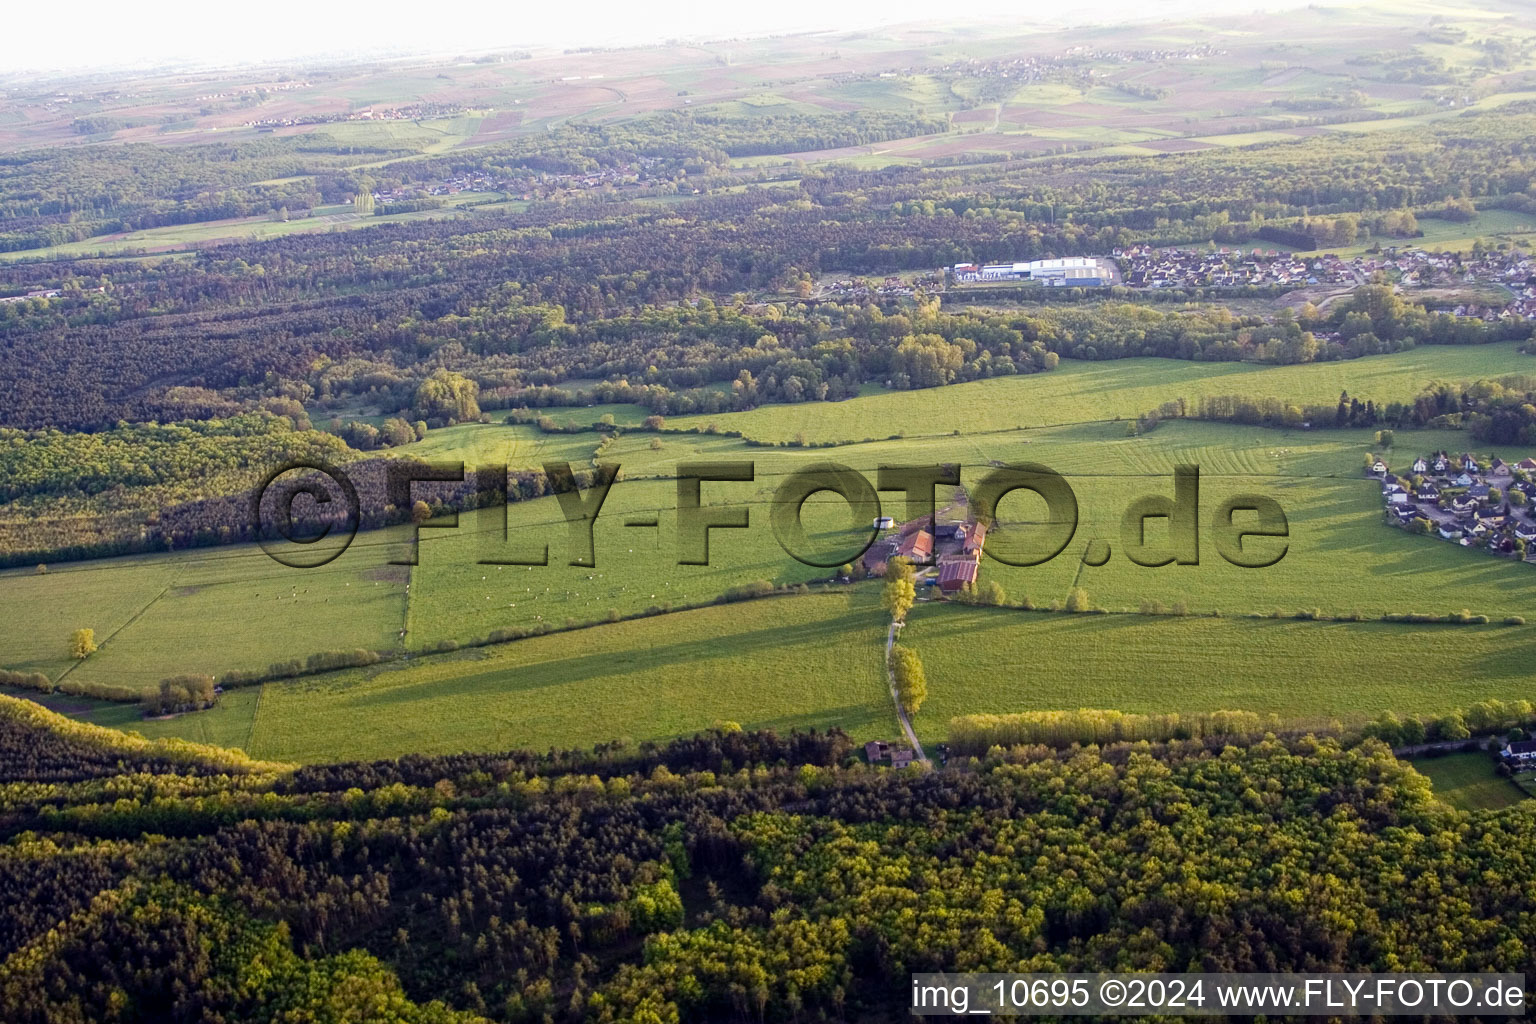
[951,257,1108,286]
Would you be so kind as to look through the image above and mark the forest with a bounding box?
[6,107,1533,410]
[8,278,1530,563]
[0,110,948,254]
[1,695,1534,1022]
[0,137,415,252]
[3,101,1534,564]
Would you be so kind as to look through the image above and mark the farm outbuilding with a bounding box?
[938,557,980,593]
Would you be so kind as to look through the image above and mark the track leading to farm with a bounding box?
[886,620,928,765]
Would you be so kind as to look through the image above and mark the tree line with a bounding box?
[4,696,1536,1022]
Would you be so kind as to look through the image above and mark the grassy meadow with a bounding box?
[664,343,1533,443]
[897,604,1536,747]
[0,528,413,692]
[391,421,598,468]
[92,590,896,763]
[404,474,853,647]
[10,342,1536,760]
[1412,753,1530,811]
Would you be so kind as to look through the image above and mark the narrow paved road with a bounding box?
[1393,738,1492,758]
[886,621,930,765]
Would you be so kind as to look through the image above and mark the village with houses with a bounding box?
[366,155,675,207]
[1118,244,1536,320]
[927,245,1536,320]
[1117,245,1365,290]
[825,244,1536,315]
[1376,449,1536,558]
[831,43,1225,95]
[243,102,469,131]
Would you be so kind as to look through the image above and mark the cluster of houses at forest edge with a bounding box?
[1376,450,1536,557]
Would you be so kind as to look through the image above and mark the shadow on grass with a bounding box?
[286,599,887,711]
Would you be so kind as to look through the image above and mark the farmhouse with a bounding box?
[864,740,916,768]
[897,529,934,563]
[1503,739,1536,766]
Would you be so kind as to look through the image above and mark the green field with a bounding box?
[103,589,896,763]
[12,342,1536,759]
[391,421,598,468]
[0,529,412,692]
[0,192,513,262]
[1026,421,1536,619]
[666,343,1534,443]
[405,467,875,646]
[1412,752,1530,811]
[14,347,1536,683]
[527,403,653,429]
[1324,209,1536,257]
[898,605,1536,746]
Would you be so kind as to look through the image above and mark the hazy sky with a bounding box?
[10,0,1340,73]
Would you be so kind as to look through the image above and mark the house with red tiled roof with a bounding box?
[897,529,933,563]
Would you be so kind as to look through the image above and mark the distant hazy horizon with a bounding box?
[9,0,1350,76]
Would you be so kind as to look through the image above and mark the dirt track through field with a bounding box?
[886,620,928,765]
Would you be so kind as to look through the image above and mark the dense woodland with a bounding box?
[0,110,947,254]
[5,110,1535,421]
[3,106,1536,562]
[1,696,1534,1022]
[0,137,415,252]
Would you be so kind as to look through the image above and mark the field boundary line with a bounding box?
[244,684,264,756]
[886,620,929,766]
[51,583,172,688]
[400,560,418,649]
